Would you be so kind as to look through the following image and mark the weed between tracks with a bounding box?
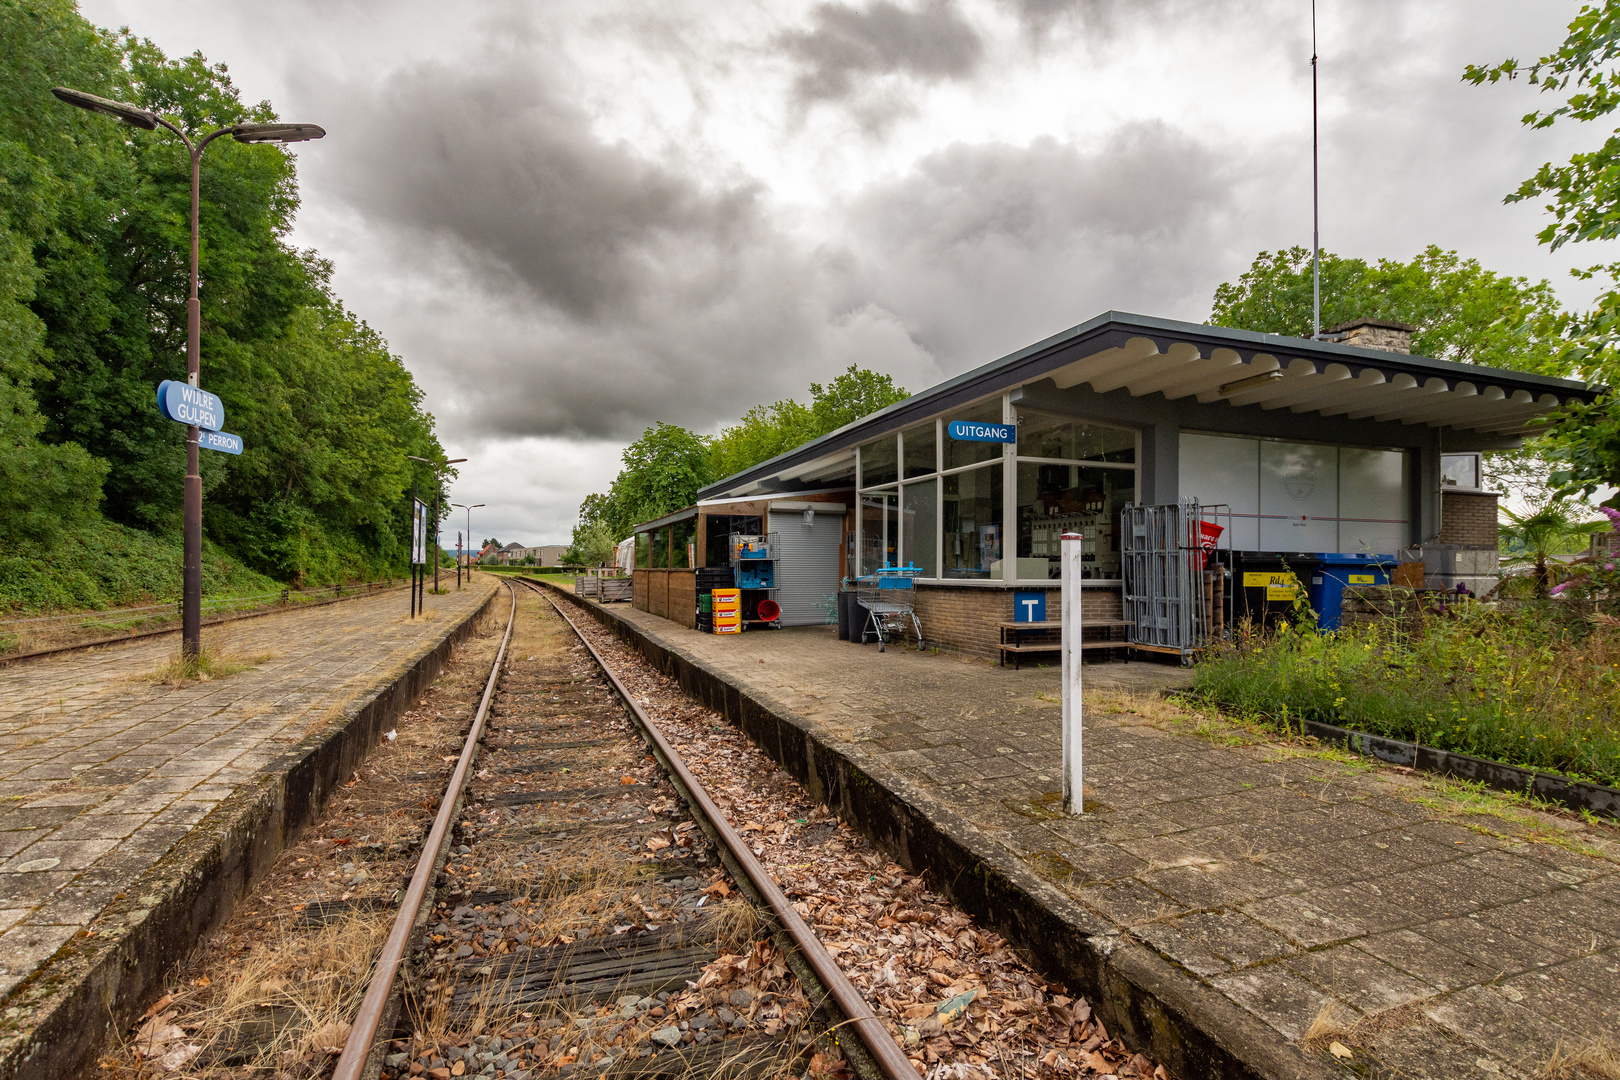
[561,606,1168,1080]
[97,593,512,1079]
[388,589,827,1080]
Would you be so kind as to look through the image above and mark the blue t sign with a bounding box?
[1013,591,1046,623]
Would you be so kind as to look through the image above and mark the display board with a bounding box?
[412,499,428,565]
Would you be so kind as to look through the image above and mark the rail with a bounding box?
[520,576,918,1080]
[331,580,517,1080]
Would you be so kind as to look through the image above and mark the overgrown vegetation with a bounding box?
[1190,601,1620,788]
[0,518,275,612]
[0,1,444,609]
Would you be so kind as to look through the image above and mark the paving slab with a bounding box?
[570,593,1620,1080]
[0,579,497,1078]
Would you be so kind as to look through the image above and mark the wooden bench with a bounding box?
[997,619,1131,669]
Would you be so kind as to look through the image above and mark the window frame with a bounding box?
[853,394,1140,587]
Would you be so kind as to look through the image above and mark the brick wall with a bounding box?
[1439,491,1499,547]
[912,583,1124,661]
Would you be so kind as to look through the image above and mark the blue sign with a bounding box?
[198,429,243,455]
[947,420,1016,444]
[156,380,225,431]
[1013,591,1046,623]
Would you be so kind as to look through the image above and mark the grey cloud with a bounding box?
[779,1,983,108]
[841,122,1248,363]
[307,55,941,443]
[327,60,763,322]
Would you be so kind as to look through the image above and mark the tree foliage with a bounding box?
[1466,2,1620,496]
[1209,246,1570,375]
[567,365,908,554]
[0,1,441,591]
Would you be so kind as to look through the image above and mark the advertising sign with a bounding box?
[155,380,225,431]
[411,499,428,565]
[1243,571,1299,600]
[198,430,244,455]
[947,419,1016,444]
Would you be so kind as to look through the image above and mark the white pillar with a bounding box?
[1061,531,1084,815]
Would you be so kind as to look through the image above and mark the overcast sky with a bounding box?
[81,0,1597,546]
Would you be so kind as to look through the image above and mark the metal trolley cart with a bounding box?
[856,564,923,652]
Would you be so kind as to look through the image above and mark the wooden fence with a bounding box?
[631,569,696,629]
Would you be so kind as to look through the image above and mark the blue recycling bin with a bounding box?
[1308,553,1397,630]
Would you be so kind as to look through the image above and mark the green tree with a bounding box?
[1465,3,1620,496]
[1210,246,1569,374]
[0,1,443,588]
[707,398,814,479]
[608,422,713,534]
[707,364,908,480]
[807,364,910,433]
[572,366,908,551]
[1499,503,1606,596]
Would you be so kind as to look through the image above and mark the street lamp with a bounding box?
[452,503,484,588]
[407,455,465,594]
[52,86,324,660]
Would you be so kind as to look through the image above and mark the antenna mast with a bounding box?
[1311,0,1321,340]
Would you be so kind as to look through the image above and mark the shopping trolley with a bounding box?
[856,564,923,652]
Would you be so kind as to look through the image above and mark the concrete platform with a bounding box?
[559,590,1620,1080]
[0,578,499,1079]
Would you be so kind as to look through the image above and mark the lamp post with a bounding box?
[408,455,466,595]
[453,503,484,589]
[52,87,323,660]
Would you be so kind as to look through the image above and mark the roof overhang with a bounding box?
[699,311,1595,501]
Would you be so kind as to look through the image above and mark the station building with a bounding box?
[630,312,1593,660]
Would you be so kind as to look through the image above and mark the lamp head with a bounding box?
[231,122,325,144]
[52,86,158,130]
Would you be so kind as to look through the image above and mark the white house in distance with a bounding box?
[479,543,570,566]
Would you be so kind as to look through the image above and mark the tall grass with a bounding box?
[1190,601,1620,788]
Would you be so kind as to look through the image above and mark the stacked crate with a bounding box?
[695,566,735,633]
[711,588,742,634]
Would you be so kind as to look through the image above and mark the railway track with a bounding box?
[324,577,914,1080]
[104,577,1156,1080]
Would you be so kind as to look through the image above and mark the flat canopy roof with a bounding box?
[701,311,1596,500]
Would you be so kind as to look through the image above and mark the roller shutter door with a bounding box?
[767,510,843,626]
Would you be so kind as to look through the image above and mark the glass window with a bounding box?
[1016,411,1136,463]
[901,480,937,576]
[649,527,669,568]
[903,421,937,478]
[859,491,898,576]
[943,466,1003,578]
[1441,453,1481,491]
[1016,463,1133,580]
[670,519,695,568]
[860,437,898,488]
[635,532,650,569]
[945,399,1006,470]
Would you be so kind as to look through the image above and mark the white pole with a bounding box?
[1061,531,1084,815]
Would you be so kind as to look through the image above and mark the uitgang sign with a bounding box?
[946,420,1016,444]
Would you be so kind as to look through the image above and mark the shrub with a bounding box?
[1191,601,1620,787]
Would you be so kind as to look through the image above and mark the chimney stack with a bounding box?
[1322,318,1416,354]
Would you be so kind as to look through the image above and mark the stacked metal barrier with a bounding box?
[1121,498,1208,664]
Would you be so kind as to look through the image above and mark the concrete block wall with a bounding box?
[1426,491,1501,593]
